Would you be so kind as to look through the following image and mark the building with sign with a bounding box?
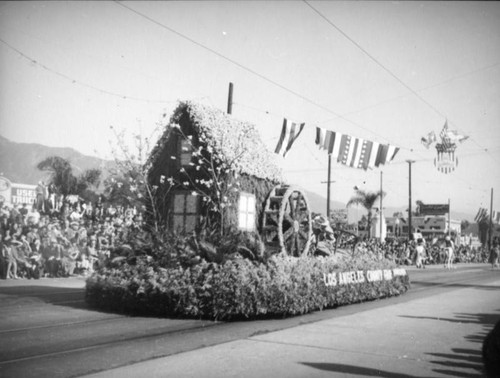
[385,215,461,242]
[0,176,37,206]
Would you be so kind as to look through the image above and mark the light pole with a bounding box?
[407,160,415,241]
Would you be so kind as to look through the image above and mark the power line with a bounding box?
[303,0,499,165]
[0,37,176,104]
[113,0,412,151]
[317,61,500,125]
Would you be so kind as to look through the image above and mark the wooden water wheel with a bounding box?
[262,185,312,256]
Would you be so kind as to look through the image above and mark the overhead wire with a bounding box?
[303,0,499,165]
[113,0,415,152]
[0,37,176,104]
[317,61,500,126]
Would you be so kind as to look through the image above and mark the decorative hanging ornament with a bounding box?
[434,142,458,174]
[421,120,468,174]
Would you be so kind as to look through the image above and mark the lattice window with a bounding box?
[179,138,193,167]
[172,192,198,233]
[238,192,256,231]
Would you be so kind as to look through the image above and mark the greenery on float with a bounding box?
[85,234,410,320]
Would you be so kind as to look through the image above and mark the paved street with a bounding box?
[0,264,499,378]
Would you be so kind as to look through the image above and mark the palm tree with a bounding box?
[346,187,385,239]
[37,156,101,200]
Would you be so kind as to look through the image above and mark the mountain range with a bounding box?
[0,135,473,221]
[0,135,114,185]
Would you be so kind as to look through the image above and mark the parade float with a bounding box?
[86,101,410,320]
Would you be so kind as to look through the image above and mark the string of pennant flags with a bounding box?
[274,118,399,170]
[474,207,500,224]
[273,117,469,174]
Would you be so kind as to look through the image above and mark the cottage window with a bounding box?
[238,192,256,231]
[172,192,198,233]
[179,138,193,167]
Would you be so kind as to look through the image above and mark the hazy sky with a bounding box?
[1,1,499,217]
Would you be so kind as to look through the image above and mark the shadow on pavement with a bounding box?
[400,311,500,325]
[410,281,500,291]
[401,311,500,378]
[300,362,432,378]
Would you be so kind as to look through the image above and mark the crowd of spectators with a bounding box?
[0,198,143,280]
[354,237,494,267]
[2,200,498,279]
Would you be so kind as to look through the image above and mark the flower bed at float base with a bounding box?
[85,255,410,320]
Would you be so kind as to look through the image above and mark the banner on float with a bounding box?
[323,268,407,287]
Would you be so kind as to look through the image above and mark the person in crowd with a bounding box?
[59,203,70,222]
[10,221,22,242]
[12,235,32,278]
[415,238,426,269]
[69,204,83,222]
[84,235,99,272]
[26,204,41,226]
[9,204,22,225]
[65,221,79,245]
[42,237,64,277]
[61,242,79,277]
[19,203,29,224]
[77,220,88,248]
[444,235,455,269]
[490,237,499,269]
[4,232,19,279]
[35,181,45,212]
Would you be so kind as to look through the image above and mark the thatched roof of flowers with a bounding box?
[149,101,283,183]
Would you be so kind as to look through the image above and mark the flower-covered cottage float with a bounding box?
[86,101,410,320]
[146,101,313,257]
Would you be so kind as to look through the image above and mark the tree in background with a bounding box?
[346,187,385,239]
[478,217,489,246]
[461,219,470,233]
[105,125,165,234]
[37,156,101,201]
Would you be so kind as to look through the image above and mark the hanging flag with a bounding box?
[315,127,325,148]
[474,208,488,223]
[274,118,305,157]
[387,145,400,163]
[315,127,338,155]
[446,129,469,144]
[314,127,399,170]
[374,144,389,167]
[357,140,374,170]
[337,134,353,165]
[421,131,437,149]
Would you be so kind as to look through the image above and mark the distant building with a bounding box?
[385,215,461,242]
[0,176,37,206]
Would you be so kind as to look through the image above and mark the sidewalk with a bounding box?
[82,275,500,378]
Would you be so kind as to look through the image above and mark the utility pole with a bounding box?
[321,154,335,218]
[227,82,233,114]
[489,187,493,248]
[407,160,415,241]
[448,198,451,237]
[380,170,383,241]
